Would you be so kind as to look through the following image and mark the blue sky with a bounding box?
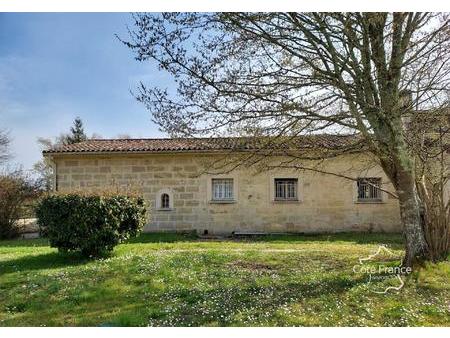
[0,13,169,170]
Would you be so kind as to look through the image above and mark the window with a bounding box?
[275,178,298,200]
[156,189,173,210]
[212,178,234,201]
[357,178,382,201]
[161,193,170,209]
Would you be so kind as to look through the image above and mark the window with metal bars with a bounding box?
[357,178,382,201]
[274,178,298,200]
[212,178,234,201]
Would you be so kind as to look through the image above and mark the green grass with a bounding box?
[0,232,448,326]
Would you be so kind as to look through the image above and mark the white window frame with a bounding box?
[207,174,238,204]
[212,178,234,201]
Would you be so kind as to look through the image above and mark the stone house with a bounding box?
[43,136,402,234]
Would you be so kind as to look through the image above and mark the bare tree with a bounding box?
[123,13,450,267]
[116,133,132,139]
[91,133,103,139]
[33,138,55,192]
[33,118,90,191]
[0,167,40,239]
[0,129,11,164]
[408,111,450,261]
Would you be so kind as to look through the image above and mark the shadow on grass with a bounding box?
[232,232,404,247]
[0,237,49,248]
[1,232,403,248]
[126,231,403,247]
[84,273,371,327]
[132,274,371,326]
[124,231,198,244]
[0,251,90,275]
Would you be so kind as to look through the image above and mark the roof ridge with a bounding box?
[43,134,362,155]
[86,134,356,142]
[88,137,225,141]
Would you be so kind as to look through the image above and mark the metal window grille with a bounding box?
[161,193,170,208]
[212,178,234,200]
[357,178,382,201]
[274,178,298,200]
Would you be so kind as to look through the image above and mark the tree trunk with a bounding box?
[396,168,429,268]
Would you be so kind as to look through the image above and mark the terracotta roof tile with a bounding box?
[43,135,362,155]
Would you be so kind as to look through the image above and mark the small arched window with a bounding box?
[161,193,170,209]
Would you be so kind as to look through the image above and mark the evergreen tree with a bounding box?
[66,117,87,144]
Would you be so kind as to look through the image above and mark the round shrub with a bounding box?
[35,193,147,257]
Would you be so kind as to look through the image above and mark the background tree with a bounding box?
[408,111,450,261]
[0,129,11,164]
[91,132,103,139]
[65,117,87,144]
[116,133,132,139]
[33,118,90,191]
[33,137,56,191]
[124,13,450,267]
[0,167,40,239]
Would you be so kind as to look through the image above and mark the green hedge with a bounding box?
[35,193,147,257]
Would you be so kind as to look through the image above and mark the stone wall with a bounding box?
[52,152,402,234]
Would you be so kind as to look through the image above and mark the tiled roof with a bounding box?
[43,135,362,155]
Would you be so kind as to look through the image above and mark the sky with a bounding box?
[0,13,170,170]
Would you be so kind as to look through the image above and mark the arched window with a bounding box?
[156,189,173,210]
[161,193,170,209]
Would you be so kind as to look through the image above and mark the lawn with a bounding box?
[0,232,449,326]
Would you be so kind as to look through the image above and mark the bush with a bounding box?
[35,193,147,257]
[0,169,40,239]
